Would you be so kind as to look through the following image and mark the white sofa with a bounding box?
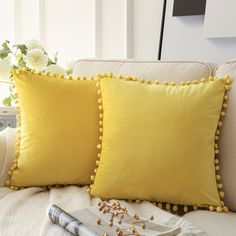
[0,60,235,235]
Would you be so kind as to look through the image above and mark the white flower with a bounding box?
[25,39,44,50]
[0,56,11,81]
[25,49,48,71]
[45,64,65,75]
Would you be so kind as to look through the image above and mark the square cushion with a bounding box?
[6,70,99,188]
[90,75,231,213]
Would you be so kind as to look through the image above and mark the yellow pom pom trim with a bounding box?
[216,175,221,180]
[173,205,178,212]
[219,191,225,198]
[157,203,162,209]
[217,183,223,189]
[223,206,229,212]
[166,203,171,210]
[183,206,188,213]
[216,206,222,213]
[209,206,214,211]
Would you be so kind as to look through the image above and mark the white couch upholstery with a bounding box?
[0,60,235,235]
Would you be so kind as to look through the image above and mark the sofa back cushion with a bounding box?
[73,60,212,81]
[214,61,236,212]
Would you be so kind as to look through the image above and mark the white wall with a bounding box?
[43,0,96,66]
[2,0,236,64]
[161,0,236,62]
[0,0,15,43]
[132,0,163,60]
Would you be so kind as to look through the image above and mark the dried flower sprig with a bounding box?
[97,201,154,236]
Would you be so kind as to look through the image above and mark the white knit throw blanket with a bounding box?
[0,186,207,236]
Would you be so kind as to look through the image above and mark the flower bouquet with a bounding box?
[0,40,75,106]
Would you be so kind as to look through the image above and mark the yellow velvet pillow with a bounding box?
[5,70,99,188]
[90,75,232,213]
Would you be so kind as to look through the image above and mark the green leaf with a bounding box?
[2,97,11,106]
[0,40,11,59]
[14,44,27,55]
[47,58,56,66]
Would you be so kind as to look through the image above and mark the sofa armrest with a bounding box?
[0,127,17,187]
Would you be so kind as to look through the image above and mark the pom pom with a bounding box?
[218,121,223,127]
[99,113,103,119]
[224,95,228,100]
[140,78,145,83]
[76,76,81,80]
[209,206,214,211]
[173,205,178,212]
[217,183,223,189]
[8,170,12,176]
[214,143,218,149]
[86,188,91,193]
[171,82,176,86]
[97,153,101,158]
[155,80,160,84]
[209,76,214,81]
[225,85,230,91]
[157,203,162,209]
[192,80,199,84]
[135,199,141,203]
[215,165,220,171]
[98,105,103,110]
[183,206,188,213]
[82,76,86,80]
[216,129,220,135]
[146,80,152,84]
[67,75,73,80]
[223,103,228,109]
[215,136,219,140]
[16,114,21,119]
[186,81,191,85]
[94,169,97,173]
[223,206,229,212]
[221,111,226,116]
[193,205,198,211]
[98,98,102,104]
[166,203,171,210]
[99,121,103,126]
[108,73,113,78]
[180,81,186,86]
[97,144,102,149]
[96,160,100,165]
[216,206,222,213]
[99,128,103,133]
[215,150,219,155]
[216,175,221,180]
[201,78,207,83]
[90,175,95,181]
[99,136,103,140]
[221,201,225,206]
[97,90,101,95]
[163,81,169,86]
[219,191,225,198]
[96,74,103,79]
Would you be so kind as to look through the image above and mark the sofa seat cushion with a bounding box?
[183,210,236,236]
